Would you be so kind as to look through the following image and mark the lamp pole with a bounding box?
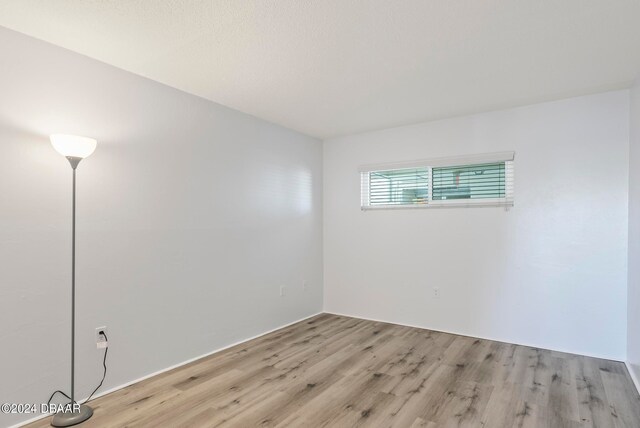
[69,157,79,407]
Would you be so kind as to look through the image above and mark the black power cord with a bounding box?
[84,332,108,403]
[46,390,74,407]
[47,331,109,407]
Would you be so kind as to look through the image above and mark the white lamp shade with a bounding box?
[50,134,97,158]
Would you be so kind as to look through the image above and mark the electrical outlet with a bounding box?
[280,285,286,297]
[433,287,440,298]
[303,280,308,292]
[96,326,108,349]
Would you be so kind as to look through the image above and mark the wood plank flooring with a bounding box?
[26,314,640,427]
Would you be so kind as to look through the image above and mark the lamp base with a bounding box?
[51,404,93,427]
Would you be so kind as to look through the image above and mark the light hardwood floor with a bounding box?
[27,314,640,427]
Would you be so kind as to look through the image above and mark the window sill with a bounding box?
[361,200,514,210]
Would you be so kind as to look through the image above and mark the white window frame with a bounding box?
[360,151,515,210]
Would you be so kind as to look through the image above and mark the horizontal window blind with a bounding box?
[361,154,514,209]
[432,162,506,201]
[363,167,429,207]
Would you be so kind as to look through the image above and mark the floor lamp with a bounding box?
[50,134,97,427]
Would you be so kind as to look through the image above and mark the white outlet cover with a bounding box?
[95,326,108,349]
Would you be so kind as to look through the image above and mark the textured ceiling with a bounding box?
[0,0,639,139]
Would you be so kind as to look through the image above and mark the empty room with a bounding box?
[1,1,640,427]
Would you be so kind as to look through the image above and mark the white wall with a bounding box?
[0,27,322,427]
[324,91,629,360]
[629,77,640,388]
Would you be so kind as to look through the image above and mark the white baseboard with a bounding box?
[324,311,624,362]
[9,311,322,428]
[626,361,640,396]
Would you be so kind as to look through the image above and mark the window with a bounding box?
[360,152,514,209]
[365,167,429,206]
[432,162,506,201]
